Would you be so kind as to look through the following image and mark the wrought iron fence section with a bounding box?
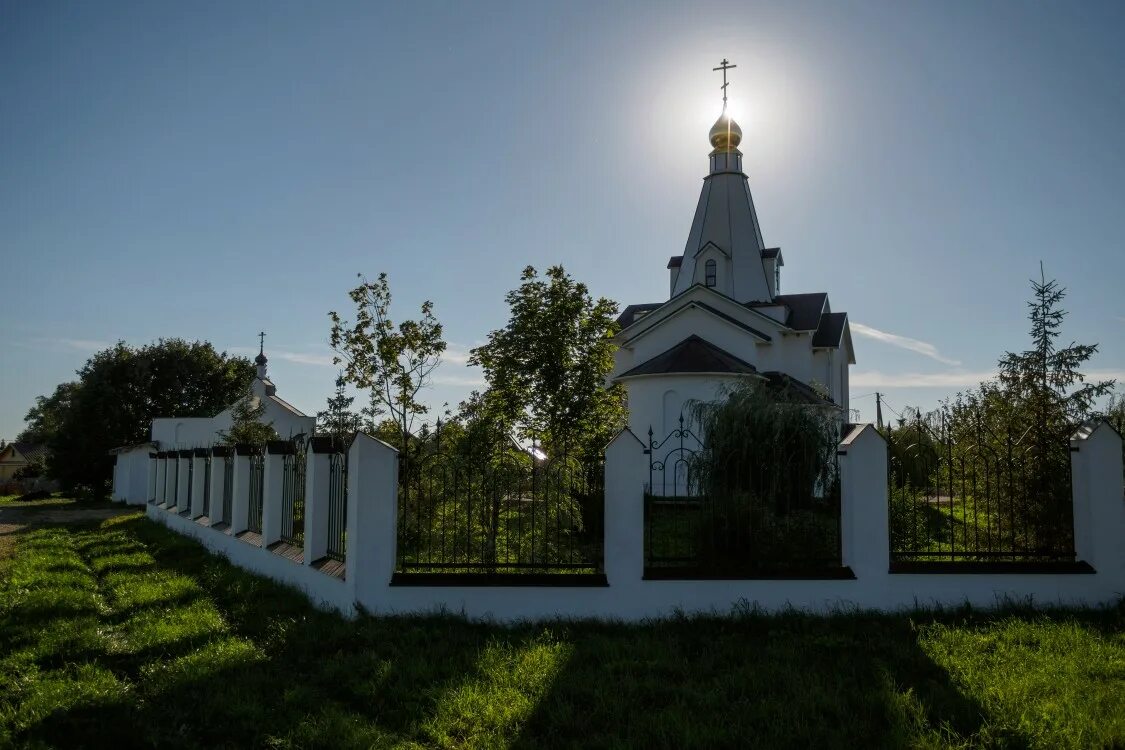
[221,455,233,526]
[171,458,179,508]
[184,456,194,513]
[887,410,1076,565]
[646,416,704,497]
[396,441,604,575]
[643,421,843,577]
[326,451,348,562]
[280,448,307,547]
[247,452,264,534]
[202,455,212,518]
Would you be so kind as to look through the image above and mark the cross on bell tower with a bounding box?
[713,58,737,110]
[255,331,268,379]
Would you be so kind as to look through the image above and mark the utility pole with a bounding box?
[875,392,884,431]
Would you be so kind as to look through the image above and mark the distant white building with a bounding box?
[111,345,314,504]
[149,346,314,449]
[612,108,855,442]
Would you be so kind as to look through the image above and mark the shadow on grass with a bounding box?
[3,514,1123,749]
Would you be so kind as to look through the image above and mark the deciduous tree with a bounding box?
[469,265,625,455]
[329,273,446,454]
[30,339,254,495]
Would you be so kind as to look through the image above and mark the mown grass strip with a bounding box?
[0,512,1122,749]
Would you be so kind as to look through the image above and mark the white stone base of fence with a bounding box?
[133,422,1125,623]
[146,504,355,615]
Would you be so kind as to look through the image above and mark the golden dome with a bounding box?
[709,112,742,152]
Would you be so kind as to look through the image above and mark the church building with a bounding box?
[110,340,314,504]
[612,69,855,439]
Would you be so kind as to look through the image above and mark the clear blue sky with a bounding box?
[2,0,1124,440]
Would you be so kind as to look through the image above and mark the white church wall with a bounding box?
[624,374,744,440]
[139,423,1125,622]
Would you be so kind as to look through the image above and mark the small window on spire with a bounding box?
[705,259,717,288]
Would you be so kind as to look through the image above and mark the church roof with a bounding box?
[667,256,683,269]
[760,371,834,406]
[751,292,828,331]
[616,303,663,328]
[812,312,848,348]
[616,335,759,379]
[761,247,782,260]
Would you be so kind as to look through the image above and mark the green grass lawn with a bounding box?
[1,512,1123,749]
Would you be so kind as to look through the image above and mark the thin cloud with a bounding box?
[852,368,1125,389]
[432,374,487,387]
[851,323,961,366]
[850,370,995,388]
[230,346,335,367]
[441,344,474,366]
[29,337,113,353]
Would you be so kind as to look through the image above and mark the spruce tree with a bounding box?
[997,264,1114,429]
[317,374,360,439]
[219,389,280,445]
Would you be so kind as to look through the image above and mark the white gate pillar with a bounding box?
[208,449,227,524]
[155,455,167,506]
[304,438,335,565]
[261,442,287,547]
[838,424,890,580]
[604,429,648,586]
[176,452,191,513]
[190,450,207,518]
[1071,420,1125,576]
[230,446,253,535]
[148,453,158,504]
[347,433,398,602]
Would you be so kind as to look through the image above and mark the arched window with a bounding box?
[704,259,717,287]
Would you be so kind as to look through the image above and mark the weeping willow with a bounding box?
[684,380,843,570]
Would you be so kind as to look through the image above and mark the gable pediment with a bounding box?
[616,286,783,351]
[692,240,730,260]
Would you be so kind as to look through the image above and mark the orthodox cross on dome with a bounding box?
[712,58,737,110]
[255,331,268,374]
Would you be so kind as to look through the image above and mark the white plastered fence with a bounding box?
[136,422,1125,621]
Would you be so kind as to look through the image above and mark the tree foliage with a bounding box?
[27,339,254,495]
[997,264,1114,428]
[18,382,81,444]
[218,388,280,445]
[885,268,1115,558]
[682,380,842,570]
[468,265,625,455]
[316,373,361,439]
[330,273,446,453]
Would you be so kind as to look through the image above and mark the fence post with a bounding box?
[839,424,889,579]
[208,449,226,522]
[1070,420,1125,575]
[190,450,207,518]
[167,454,178,507]
[155,455,166,505]
[177,451,192,513]
[346,433,399,599]
[604,429,648,586]
[148,454,158,503]
[164,454,175,506]
[231,446,252,534]
[262,441,287,547]
[304,438,334,565]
